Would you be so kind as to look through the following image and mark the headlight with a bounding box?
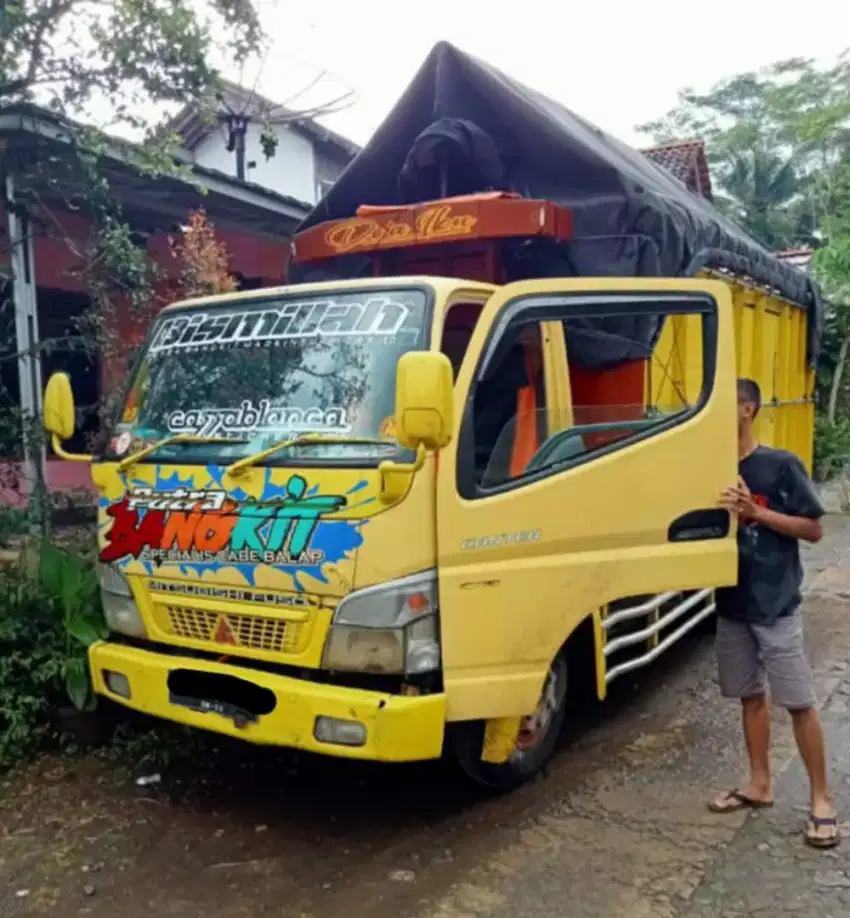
[96,563,147,639]
[321,570,440,675]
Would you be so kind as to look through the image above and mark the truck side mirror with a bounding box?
[394,351,454,451]
[44,372,76,441]
[43,372,92,463]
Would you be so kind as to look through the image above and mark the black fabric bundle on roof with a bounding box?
[293,41,823,368]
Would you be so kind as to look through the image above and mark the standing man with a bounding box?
[708,378,839,849]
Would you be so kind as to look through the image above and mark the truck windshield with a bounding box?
[109,287,430,465]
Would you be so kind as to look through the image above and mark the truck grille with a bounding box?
[162,605,307,654]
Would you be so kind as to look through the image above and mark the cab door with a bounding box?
[436,278,738,723]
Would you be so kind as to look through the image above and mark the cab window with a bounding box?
[440,301,485,378]
[460,292,715,496]
[467,319,549,488]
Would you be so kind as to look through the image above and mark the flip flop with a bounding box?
[805,814,841,849]
[707,789,774,813]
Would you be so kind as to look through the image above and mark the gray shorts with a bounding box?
[715,611,817,710]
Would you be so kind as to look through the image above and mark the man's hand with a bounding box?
[720,476,762,522]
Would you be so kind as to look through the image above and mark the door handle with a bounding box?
[668,509,730,543]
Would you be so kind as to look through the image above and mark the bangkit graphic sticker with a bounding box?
[98,465,377,590]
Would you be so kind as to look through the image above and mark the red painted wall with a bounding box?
[2,202,290,392]
[100,230,289,391]
[1,200,291,498]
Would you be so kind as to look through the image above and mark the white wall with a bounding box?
[192,123,317,205]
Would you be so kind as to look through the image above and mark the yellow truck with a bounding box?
[42,43,822,789]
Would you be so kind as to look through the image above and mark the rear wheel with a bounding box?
[449,655,569,792]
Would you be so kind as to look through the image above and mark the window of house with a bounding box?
[315,178,335,201]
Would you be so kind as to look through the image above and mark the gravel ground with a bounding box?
[3,517,850,918]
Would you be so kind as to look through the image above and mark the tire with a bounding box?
[447,655,569,792]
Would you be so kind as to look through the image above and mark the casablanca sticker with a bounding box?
[167,400,351,439]
[378,415,397,439]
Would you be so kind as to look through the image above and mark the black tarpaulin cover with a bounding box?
[294,41,823,369]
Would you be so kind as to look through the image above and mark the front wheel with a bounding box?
[448,656,569,792]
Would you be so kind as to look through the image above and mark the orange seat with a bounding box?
[509,348,540,478]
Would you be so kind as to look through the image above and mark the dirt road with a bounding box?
[4,519,850,918]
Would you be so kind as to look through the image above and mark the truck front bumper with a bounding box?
[89,641,446,762]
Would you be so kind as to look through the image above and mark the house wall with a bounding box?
[192,122,317,205]
[314,142,352,200]
[0,200,291,504]
[0,201,289,389]
[103,227,289,390]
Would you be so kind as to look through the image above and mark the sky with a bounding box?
[239,0,849,150]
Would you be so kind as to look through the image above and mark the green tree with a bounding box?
[0,0,268,536]
[0,0,263,127]
[170,209,239,300]
[787,57,850,428]
[638,52,850,441]
[712,146,809,248]
[636,54,850,250]
[811,158,850,426]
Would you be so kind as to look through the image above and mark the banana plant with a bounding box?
[38,542,107,711]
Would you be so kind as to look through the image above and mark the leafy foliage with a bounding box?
[0,0,264,128]
[0,540,105,770]
[0,0,269,507]
[0,562,65,770]
[638,51,850,453]
[636,54,850,251]
[170,209,238,299]
[712,146,814,248]
[813,414,850,483]
[0,0,284,774]
[39,540,106,710]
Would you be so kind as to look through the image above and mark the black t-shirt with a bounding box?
[715,446,824,625]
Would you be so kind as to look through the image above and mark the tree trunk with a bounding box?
[828,332,850,425]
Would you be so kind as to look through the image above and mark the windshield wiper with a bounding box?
[116,434,248,472]
[225,433,394,477]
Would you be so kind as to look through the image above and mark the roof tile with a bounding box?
[640,140,713,200]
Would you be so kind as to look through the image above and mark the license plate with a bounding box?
[169,692,259,727]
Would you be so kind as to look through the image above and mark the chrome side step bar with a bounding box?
[603,589,715,685]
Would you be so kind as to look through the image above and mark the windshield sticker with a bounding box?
[111,432,132,457]
[149,296,419,355]
[99,467,372,590]
[378,416,397,439]
[122,361,150,422]
[166,400,351,439]
[101,477,348,570]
